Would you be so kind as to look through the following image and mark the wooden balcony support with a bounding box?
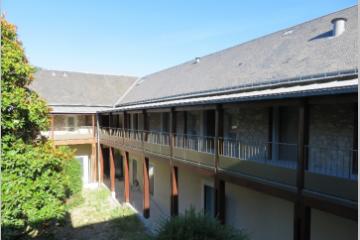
[91,143,97,182]
[294,100,310,240]
[170,166,179,216]
[124,151,130,202]
[99,145,104,183]
[109,147,115,194]
[143,157,150,218]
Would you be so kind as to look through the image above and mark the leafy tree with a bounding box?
[1,17,80,239]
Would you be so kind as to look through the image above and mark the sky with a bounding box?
[2,1,357,77]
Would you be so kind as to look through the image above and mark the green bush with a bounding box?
[1,139,76,239]
[62,147,82,196]
[155,208,249,240]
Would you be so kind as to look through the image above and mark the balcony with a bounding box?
[173,134,215,168]
[43,126,95,144]
[218,138,298,186]
[99,127,357,187]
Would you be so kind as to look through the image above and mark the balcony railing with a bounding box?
[99,127,357,180]
[306,146,357,180]
[219,138,298,169]
[145,130,170,146]
[44,126,95,140]
[174,134,215,154]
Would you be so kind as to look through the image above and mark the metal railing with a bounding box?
[174,134,215,154]
[99,127,358,179]
[306,146,357,180]
[144,130,170,146]
[219,138,298,169]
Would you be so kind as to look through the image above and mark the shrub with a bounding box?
[1,139,76,239]
[155,208,249,240]
[62,147,82,196]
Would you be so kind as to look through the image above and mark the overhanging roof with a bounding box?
[101,78,358,113]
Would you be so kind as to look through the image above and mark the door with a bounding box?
[76,155,89,184]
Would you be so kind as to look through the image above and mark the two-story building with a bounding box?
[96,6,358,240]
[30,69,136,185]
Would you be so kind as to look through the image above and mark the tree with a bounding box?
[1,17,80,239]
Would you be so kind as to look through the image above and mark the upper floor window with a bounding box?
[67,116,76,131]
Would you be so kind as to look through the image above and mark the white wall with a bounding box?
[226,182,294,240]
[311,209,357,240]
[178,165,213,214]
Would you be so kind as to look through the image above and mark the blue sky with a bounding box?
[3,1,356,76]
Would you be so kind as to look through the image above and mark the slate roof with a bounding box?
[30,69,137,113]
[118,6,358,107]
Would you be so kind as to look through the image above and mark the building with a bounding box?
[30,69,136,184]
[33,6,358,240]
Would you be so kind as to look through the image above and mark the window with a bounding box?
[204,185,215,216]
[149,164,155,196]
[67,116,76,131]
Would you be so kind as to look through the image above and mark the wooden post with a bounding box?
[170,166,179,216]
[214,104,225,224]
[143,157,150,218]
[91,143,97,182]
[50,115,55,139]
[92,114,96,138]
[169,108,179,216]
[109,147,115,195]
[99,145,104,183]
[143,110,148,141]
[294,101,310,240]
[124,152,130,202]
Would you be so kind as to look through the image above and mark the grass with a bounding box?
[36,186,152,240]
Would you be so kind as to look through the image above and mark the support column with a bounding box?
[143,157,150,218]
[170,166,179,216]
[99,145,104,183]
[124,151,130,202]
[214,104,225,224]
[169,108,179,216]
[91,143,97,182]
[109,147,116,198]
[294,101,310,240]
[92,114,96,138]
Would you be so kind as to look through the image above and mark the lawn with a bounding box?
[36,186,152,240]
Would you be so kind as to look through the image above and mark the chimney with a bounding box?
[331,17,347,37]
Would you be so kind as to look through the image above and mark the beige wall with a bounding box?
[69,144,92,158]
[226,182,294,240]
[311,209,357,240]
[178,165,213,214]
[149,158,171,217]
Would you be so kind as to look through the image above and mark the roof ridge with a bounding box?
[36,67,137,79]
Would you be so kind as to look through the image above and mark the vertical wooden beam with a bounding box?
[294,101,310,240]
[91,143,97,182]
[92,114,96,138]
[109,147,115,194]
[169,108,179,216]
[50,115,55,140]
[183,111,187,135]
[99,145,104,183]
[214,104,225,223]
[143,157,150,218]
[170,166,179,216]
[124,151,130,202]
[143,110,148,141]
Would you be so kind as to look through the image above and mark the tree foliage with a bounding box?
[1,17,81,239]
